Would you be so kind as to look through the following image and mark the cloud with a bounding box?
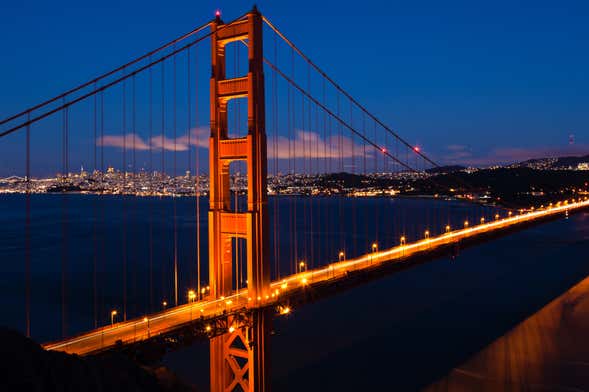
[97,127,209,152]
[268,130,367,159]
[97,134,151,150]
[98,129,368,160]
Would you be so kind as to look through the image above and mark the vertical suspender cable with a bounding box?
[173,48,178,307]
[25,111,31,337]
[122,78,127,321]
[195,46,201,299]
[149,60,154,311]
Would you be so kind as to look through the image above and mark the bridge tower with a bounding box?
[208,7,270,392]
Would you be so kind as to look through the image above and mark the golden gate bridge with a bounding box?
[1,6,588,392]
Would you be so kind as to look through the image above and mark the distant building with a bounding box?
[578,162,589,170]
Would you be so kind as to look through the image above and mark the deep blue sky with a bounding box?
[1,0,588,168]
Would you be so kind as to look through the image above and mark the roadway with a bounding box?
[43,198,589,355]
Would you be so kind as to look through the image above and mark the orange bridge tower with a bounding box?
[208,7,270,392]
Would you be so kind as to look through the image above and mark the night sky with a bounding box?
[1,0,588,173]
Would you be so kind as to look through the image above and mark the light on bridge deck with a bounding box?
[464,220,469,228]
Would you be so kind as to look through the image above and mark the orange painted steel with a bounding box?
[208,7,270,392]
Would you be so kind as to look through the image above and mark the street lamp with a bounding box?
[424,230,430,239]
[445,225,451,233]
[339,251,345,262]
[298,261,306,273]
[162,300,167,310]
[480,217,485,224]
[188,290,196,319]
[372,242,378,253]
[143,317,150,338]
[464,220,469,228]
[400,236,406,246]
[495,214,500,220]
[110,310,117,326]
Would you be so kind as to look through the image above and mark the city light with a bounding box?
[229,326,235,333]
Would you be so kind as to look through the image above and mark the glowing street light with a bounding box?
[110,310,117,326]
[372,242,378,253]
[424,230,430,239]
[480,217,485,224]
[162,300,168,310]
[188,289,196,303]
[298,261,306,273]
[464,220,469,228]
[495,214,500,220]
[400,236,406,246]
[339,251,345,262]
[205,325,212,332]
[229,326,235,333]
[143,317,150,337]
[445,225,451,233]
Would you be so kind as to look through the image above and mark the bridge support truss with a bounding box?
[208,7,270,392]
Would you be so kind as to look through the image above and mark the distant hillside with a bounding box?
[514,154,589,169]
[414,167,589,206]
[426,165,466,174]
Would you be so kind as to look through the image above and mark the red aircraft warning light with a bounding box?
[215,10,221,18]
[414,146,420,152]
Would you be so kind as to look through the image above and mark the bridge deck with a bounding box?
[43,199,589,355]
